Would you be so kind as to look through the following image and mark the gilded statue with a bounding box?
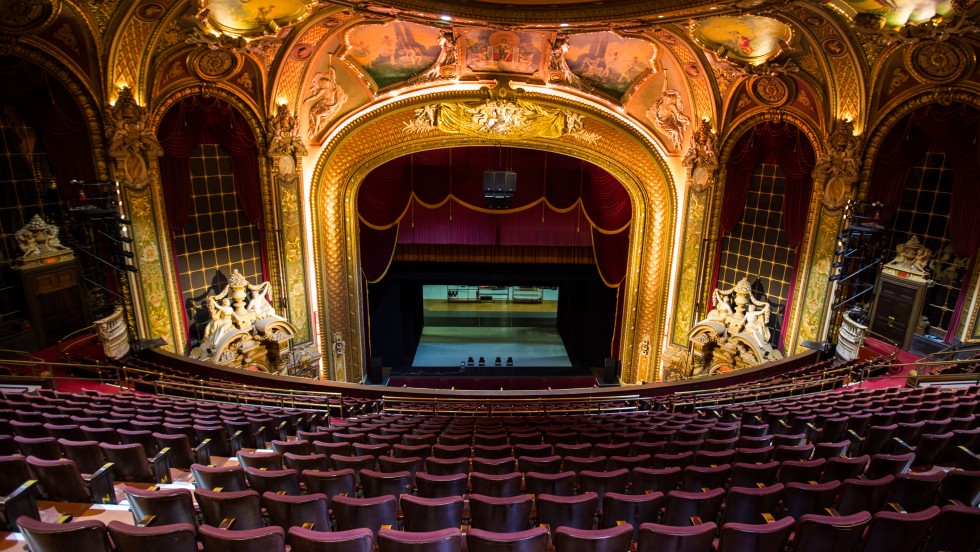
[13,215,73,268]
[105,87,163,183]
[648,74,691,151]
[304,57,347,140]
[885,235,932,277]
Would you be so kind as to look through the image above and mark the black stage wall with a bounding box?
[367,261,617,371]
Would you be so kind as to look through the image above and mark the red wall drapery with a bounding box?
[714,123,816,350]
[157,97,262,232]
[867,104,980,340]
[357,148,632,288]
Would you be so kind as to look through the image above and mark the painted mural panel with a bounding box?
[345,22,442,88]
[843,0,952,26]
[564,32,656,99]
[461,28,546,77]
[690,15,792,65]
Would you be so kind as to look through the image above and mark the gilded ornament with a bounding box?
[906,40,970,84]
[682,119,718,193]
[813,119,862,211]
[0,0,59,35]
[105,86,163,184]
[304,56,348,140]
[750,74,791,106]
[190,48,242,81]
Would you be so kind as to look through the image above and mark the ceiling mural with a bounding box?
[563,32,657,99]
[690,15,794,66]
[842,0,953,26]
[198,0,316,37]
[460,29,547,77]
[344,22,443,89]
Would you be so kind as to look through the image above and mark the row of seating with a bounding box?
[15,500,978,552]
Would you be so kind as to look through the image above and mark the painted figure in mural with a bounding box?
[304,59,348,139]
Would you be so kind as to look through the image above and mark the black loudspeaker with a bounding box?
[602,358,620,385]
[366,357,383,384]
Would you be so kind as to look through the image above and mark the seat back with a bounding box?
[554,525,633,552]
[922,504,980,552]
[243,467,301,495]
[536,492,599,535]
[469,493,533,533]
[401,494,464,532]
[415,472,468,499]
[107,520,197,552]
[466,527,549,552]
[721,483,784,525]
[862,506,940,552]
[781,481,841,522]
[361,469,413,498]
[717,516,794,552]
[0,455,34,495]
[286,527,374,552]
[100,443,155,483]
[631,466,681,495]
[836,475,894,516]
[125,486,196,526]
[332,494,398,538]
[376,527,461,552]
[118,429,160,457]
[263,492,330,532]
[18,517,112,552]
[471,472,523,498]
[791,511,871,552]
[14,436,62,460]
[198,524,285,552]
[525,471,575,497]
[27,456,93,503]
[194,489,264,530]
[601,491,664,541]
[191,463,247,492]
[662,488,726,527]
[636,521,716,552]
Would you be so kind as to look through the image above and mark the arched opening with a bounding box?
[864,103,980,347]
[156,96,266,350]
[0,56,98,349]
[355,147,630,384]
[713,122,816,353]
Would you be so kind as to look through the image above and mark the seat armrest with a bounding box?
[276,421,288,441]
[137,514,157,527]
[150,447,172,484]
[0,480,40,531]
[228,430,244,455]
[85,462,117,504]
[891,437,913,454]
[255,427,267,449]
[194,438,212,467]
[218,518,236,530]
[846,429,863,453]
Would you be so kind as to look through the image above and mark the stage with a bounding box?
[410,326,573,368]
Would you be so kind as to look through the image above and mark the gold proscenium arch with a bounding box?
[310,85,677,385]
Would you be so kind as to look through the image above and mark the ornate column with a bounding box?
[797,119,864,349]
[104,87,181,351]
[670,119,719,352]
[265,104,319,369]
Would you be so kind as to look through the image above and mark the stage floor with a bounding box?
[411,326,572,368]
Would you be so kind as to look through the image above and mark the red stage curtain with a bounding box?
[157,97,261,231]
[356,148,633,287]
[360,223,400,283]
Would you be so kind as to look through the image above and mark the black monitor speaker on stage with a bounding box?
[366,356,383,384]
[602,357,620,385]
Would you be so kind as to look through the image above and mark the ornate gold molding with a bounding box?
[309,84,677,384]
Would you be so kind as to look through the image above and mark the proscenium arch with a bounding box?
[310,86,677,385]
